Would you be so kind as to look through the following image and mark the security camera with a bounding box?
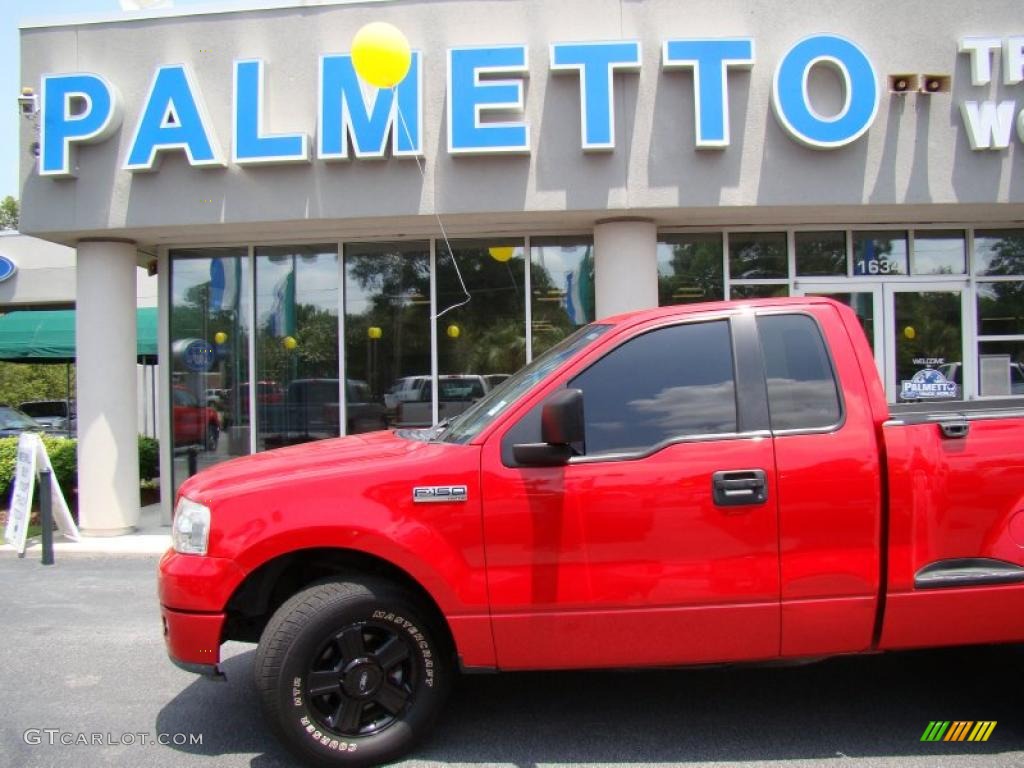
[18,88,38,116]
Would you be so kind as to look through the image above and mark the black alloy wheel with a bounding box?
[305,622,416,736]
[255,578,451,768]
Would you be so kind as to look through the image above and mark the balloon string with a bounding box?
[394,92,471,321]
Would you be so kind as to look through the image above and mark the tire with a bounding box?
[205,423,219,452]
[254,578,452,768]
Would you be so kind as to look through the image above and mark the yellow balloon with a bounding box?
[367,326,383,339]
[446,324,460,339]
[903,326,916,340]
[283,335,298,350]
[488,246,515,263]
[213,331,228,345]
[351,22,412,89]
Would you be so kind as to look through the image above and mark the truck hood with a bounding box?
[177,429,451,505]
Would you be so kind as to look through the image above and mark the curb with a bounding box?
[3,535,170,556]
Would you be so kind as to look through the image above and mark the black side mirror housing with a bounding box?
[513,388,585,467]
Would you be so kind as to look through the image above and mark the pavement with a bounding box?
[0,554,1023,768]
[3,501,171,556]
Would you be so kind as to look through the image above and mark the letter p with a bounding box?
[40,73,121,177]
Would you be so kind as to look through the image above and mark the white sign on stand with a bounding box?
[3,433,80,555]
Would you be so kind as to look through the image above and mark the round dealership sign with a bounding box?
[0,255,17,282]
[182,339,216,372]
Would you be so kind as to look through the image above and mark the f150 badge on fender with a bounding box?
[412,485,468,503]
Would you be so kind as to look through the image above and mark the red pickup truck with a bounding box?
[160,297,1024,767]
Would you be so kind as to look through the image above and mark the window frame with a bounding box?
[549,313,772,465]
[753,310,847,436]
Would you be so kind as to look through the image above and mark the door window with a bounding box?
[757,314,842,430]
[568,320,737,456]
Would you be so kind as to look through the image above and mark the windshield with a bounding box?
[438,324,611,444]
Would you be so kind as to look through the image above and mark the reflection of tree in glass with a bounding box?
[795,233,846,276]
[658,239,723,305]
[979,232,1024,276]
[977,280,1024,336]
[345,249,431,397]
[729,234,786,279]
[259,304,338,384]
[436,244,527,377]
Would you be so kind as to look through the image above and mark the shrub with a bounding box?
[139,436,160,481]
[0,434,160,502]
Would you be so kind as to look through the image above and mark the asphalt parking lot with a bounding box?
[0,553,1022,768]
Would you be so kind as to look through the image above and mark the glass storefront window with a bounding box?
[894,290,963,402]
[657,234,725,306]
[728,232,787,279]
[730,283,789,299]
[977,281,1024,337]
[853,231,907,276]
[977,341,1024,397]
[530,237,595,357]
[254,245,340,450]
[434,239,526,427]
[169,247,251,495]
[912,231,966,275]
[344,241,431,431]
[795,231,847,276]
[975,230,1024,276]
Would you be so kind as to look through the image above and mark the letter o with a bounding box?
[772,35,879,149]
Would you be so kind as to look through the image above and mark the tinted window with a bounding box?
[757,314,841,431]
[569,321,737,456]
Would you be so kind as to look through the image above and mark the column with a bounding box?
[76,240,140,535]
[593,218,659,318]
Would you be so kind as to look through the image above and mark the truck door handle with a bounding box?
[712,470,768,507]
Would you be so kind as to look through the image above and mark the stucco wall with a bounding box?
[17,0,1024,244]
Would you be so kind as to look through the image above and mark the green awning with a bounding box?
[0,308,158,363]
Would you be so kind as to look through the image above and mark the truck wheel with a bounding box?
[254,579,451,767]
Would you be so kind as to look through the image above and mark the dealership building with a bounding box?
[17,0,1024,534]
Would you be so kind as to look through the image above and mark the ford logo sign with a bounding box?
[0,255,16,283]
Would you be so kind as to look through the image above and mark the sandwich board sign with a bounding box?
[3,433,80,555]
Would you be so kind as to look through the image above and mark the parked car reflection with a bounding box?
[173,387,221,451]
[0,405,47,437]
[262,378,387,447]
[18,400,76,436]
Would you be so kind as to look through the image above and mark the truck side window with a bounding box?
[569,320,737,456]
[756,314,842,431]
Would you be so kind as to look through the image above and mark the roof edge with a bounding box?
[19,0,397,30]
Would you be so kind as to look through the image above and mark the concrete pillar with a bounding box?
[593,218,659,319]
[76,240,140,535]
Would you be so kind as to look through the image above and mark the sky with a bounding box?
[0,0,246,203]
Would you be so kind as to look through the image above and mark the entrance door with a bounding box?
[795,282,970,402]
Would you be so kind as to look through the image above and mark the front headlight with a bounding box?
[172,497,211,555]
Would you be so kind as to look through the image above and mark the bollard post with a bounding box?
[39,468,54,566]
[187,447,198,477]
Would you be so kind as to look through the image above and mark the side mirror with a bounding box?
[513,388,585,467]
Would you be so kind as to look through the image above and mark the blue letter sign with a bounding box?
[662,39,755,148]
[40,73,121,177]
[233,59,309,164]
[319,52,422,159]
[550,41,641,151]
[447,46,529,154]
[125,65,224,171]
[772,35,879,149]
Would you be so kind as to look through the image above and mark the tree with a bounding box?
[0,197,18,231]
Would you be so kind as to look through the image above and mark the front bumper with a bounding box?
[162,605,226,674]
[158,549,248,675]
